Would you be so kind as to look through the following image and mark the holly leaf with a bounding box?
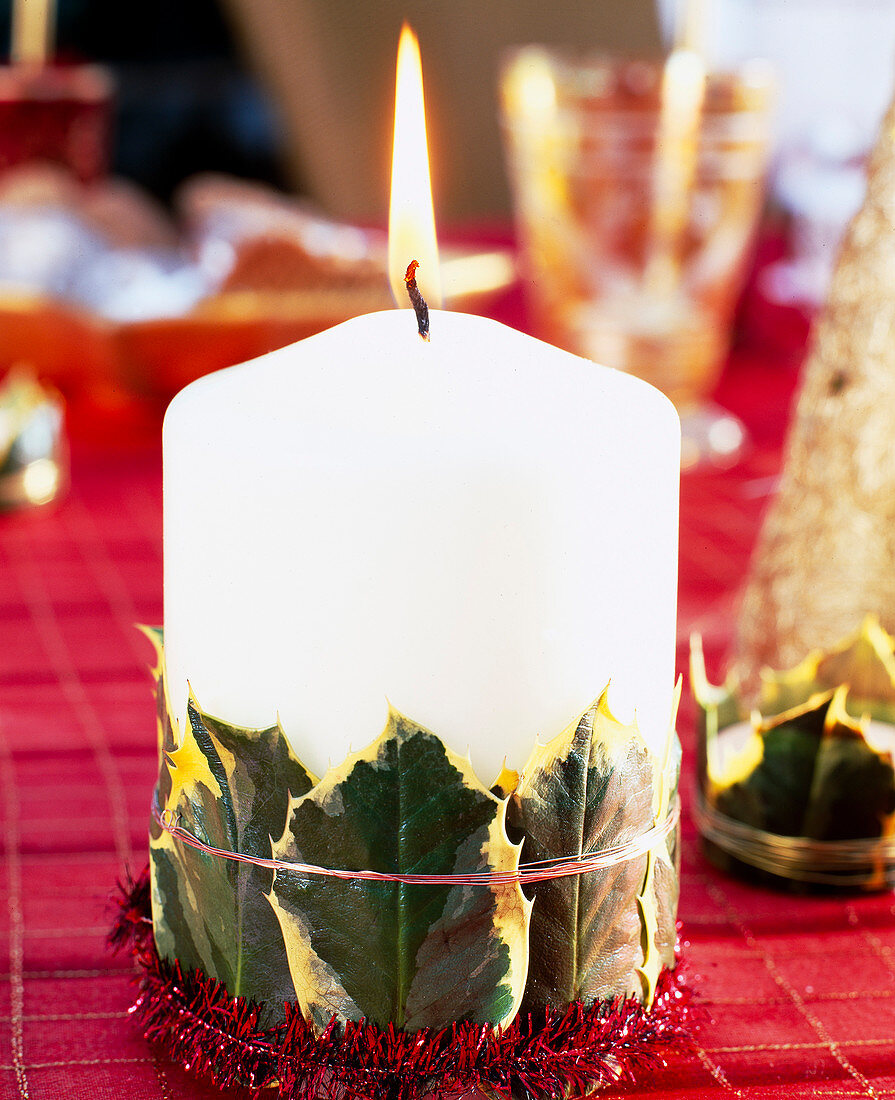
[709,685,895,847]
[508,688,667,1011]
[267,706,530,1033]
[636,682,682,1004]
[638,709,682,998]
[149,694,316,1024]
[759,615,895,724]
[138,627,209,979]
[137,626,178,849]
[136,625,175,768]
[803,688,895,842]
[691,635,746,798]
[714,692,831,835]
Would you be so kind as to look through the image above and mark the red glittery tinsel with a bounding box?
[110,866,692,1099]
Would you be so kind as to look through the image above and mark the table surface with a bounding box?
[2,277,895,1100]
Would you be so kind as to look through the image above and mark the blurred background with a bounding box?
[0,0,663,217]
[14,0,893,241]
[0,0,289,202]
[2,0,895,448]
[3,0,889,319]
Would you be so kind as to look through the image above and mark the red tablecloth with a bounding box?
[2,288,895,1099]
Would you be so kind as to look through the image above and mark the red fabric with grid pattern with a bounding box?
[1,286,895,1098]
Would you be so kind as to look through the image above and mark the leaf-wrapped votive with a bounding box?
[0,365,67,511]
[692,616,895,891]
[113,628,687,1099]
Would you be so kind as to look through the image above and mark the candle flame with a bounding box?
[388,24,442,309]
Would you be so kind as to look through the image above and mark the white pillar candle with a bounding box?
[163,309,680,783]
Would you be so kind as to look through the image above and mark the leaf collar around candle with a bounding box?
[0,365,67,510]
[140,626,681,1033]
[691,616,895,863]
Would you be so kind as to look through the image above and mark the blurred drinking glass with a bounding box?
[0,63,113,183]
[501,50,774,468]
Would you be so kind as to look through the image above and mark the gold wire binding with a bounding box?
[693,790,895,886]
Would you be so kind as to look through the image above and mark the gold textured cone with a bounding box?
[735,90,895,693]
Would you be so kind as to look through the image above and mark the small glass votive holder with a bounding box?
[500,51,774,467]
[0,63,113,182]
[0,367,68,511]
[691,626,895,893]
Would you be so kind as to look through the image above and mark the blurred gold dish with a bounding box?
[0,169,515,403]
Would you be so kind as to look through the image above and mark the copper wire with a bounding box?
[152,798,679,886]
[693,791,895,886]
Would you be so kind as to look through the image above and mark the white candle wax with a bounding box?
[163,309,679,782]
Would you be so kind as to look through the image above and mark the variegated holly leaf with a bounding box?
[803,688,895,842]
[138,626,181,931]
[509,687,675,1011]
[491,765,520,801]
[637,683,682,1004]
[691,635,744,732]
[691,635,746,794]
[714,692,832,835]
[150,693,315,1024]
[138,628,204,981]
[267,706,530,1033]
[759,615,895,724]
[137,626,176,789]
[710,684,895,847]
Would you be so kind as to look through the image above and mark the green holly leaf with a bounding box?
[759,615,895,724]
[138,627,209,978]
[136,625,174,761]
[714,692,832,835]
[267,706,530,1033]
[691,635,746,796]
[803,689,895,842]
[149,693,315,1024]
[708,684,895,849]
[638,704,682,1003]
[137,625,178,839]
[509,688,677,1011]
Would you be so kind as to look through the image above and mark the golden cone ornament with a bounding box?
[736,89,895,691]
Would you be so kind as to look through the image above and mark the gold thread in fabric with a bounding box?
[701,877,882,1100]
[0,736,30,1098]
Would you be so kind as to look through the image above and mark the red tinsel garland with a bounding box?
[109,867,692,1099]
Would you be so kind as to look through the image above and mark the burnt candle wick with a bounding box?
[404,260,430,341]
